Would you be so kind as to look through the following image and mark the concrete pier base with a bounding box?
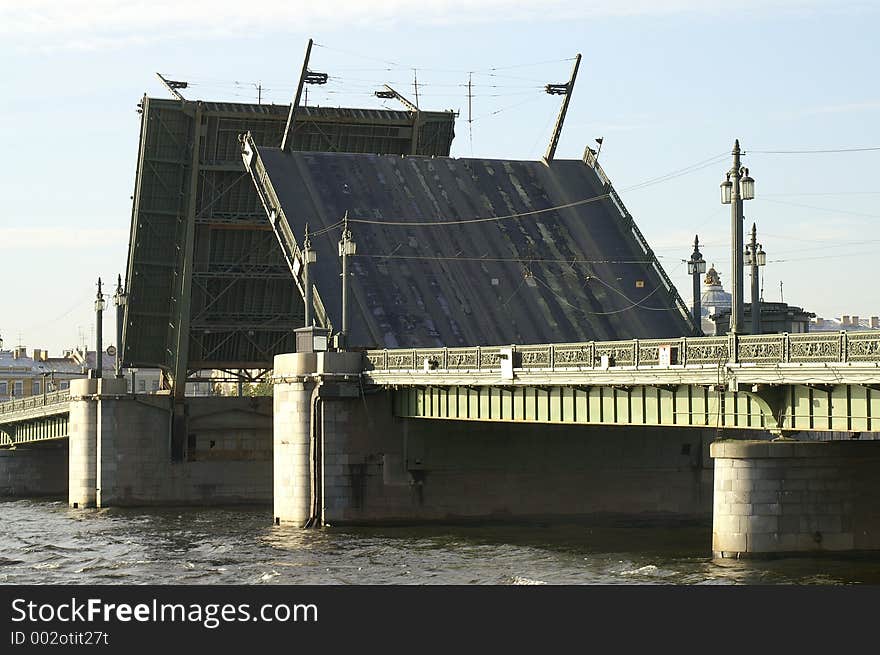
[711,439,880,558]
[272,351,363,526]
[68,379,98,508]
[66,378,273,508]
[0,443,68,497]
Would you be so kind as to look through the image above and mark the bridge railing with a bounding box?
[364,331,880,372]
[0,389,71,417]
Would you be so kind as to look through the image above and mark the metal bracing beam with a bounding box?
[377,85,421,154]
[543,54,581,163]
[380,84,419,113]
[281,39,314,153]
[156,73,188,101]
[171,102,203,400]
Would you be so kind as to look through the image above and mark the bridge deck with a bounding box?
[0,390,71,447]
[364,331,880,434]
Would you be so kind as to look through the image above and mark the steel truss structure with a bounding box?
[123,97,456,394]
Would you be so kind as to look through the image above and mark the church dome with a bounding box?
[701,264,731,312]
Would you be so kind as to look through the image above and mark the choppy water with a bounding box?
[3,499,880,585]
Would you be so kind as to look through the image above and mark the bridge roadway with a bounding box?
[0,390,70,447]
[2,330,879,448]
[364,331,880,436]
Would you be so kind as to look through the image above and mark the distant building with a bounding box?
[811,315,880,332]
[700,266,732,335]
[0,345,114,401]
[698,265,814,335]
[0,343,211,401]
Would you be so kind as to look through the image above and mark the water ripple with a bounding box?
[2,500,879,584]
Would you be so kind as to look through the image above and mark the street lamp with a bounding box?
[745,222,767,334]
[113,274,126,378]
[94,277,105,379]
[302,224,317,328]
[687,235,707,335]
[720,139,755,334]
[337,211,357,351]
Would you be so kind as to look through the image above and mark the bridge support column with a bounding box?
[711,439,880,558]
[95,377,130,507]
[68,379,99,508]
[272,352,362,526]
[68,378,129,508]
[273,354,317,526]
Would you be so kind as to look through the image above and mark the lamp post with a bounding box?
[94,277,105,379]
[720,139,755,334]
[113,274,126,378]
[337,211,357,351]
[302,224,316,328]
[687,235,707,336]
[745,222,767,334]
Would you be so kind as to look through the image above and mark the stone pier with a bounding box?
[272,351,362,525]
[711,439,880,558]
[0,443,67,497]
[67,378,273,508]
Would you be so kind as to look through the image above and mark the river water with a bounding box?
[3,499,879,585]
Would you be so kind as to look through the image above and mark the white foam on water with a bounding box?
[511,575,546,585]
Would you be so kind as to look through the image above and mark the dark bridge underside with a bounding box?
[254,147,693,349]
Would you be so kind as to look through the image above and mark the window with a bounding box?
[60,381,69,390]
[33,381,41,395]
[138,380,146,392]
[0,382,7,396]
[151,380,160,391]
[13,381,23,396]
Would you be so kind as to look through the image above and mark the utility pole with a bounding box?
[94,278,105,379]
[412,69,420,110]
[543,53,581,163]
[281,39,313,152]
[467,72,474,153]
[719,139,755,334]
[281,39,328,152]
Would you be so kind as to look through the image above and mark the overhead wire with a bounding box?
[530,262,681,316]
[361,254,656,265]
[757,197,880,220]
[345,151,735,228]
[749,146,880,154]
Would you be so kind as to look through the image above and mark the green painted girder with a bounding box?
[392,383,880,433]
[0,413,70,448]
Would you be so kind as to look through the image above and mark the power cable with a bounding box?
[345,151,734,227]
[749,146,880,154]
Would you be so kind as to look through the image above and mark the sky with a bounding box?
[1,0,879,355]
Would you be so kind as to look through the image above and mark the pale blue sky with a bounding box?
[1,1,878,354]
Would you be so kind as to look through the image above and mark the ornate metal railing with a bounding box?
[0,389,71,417]
[365,331,880,373]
